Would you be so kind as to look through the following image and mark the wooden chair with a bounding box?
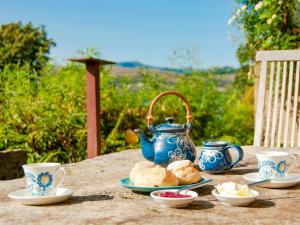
[254,50,300,147]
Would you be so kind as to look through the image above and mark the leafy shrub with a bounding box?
[0,22,55,72]
[229,0,300,65]
[0,63,254,163]
[0,64,86,162]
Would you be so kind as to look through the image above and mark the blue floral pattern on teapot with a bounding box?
[135,118,196,165]
[135,91,196,165]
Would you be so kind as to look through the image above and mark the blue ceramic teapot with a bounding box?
[135,91,196,165]
[199,141,244,173]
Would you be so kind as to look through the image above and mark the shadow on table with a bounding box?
[49,194,114,206]
[132,191,149,195]
[222,168,258,176]
[71,194,114,202]
[193,185,215,196]
[283,184,300,190]
[196,163,258,176]
[246,199,275,208]
[186,200,215,210]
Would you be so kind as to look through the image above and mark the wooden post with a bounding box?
[68,58,115,158]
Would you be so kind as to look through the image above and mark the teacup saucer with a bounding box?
[243,173,300,189]
[8,188,74,205]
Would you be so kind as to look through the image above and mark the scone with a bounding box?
[134,165,179,187]
[167,160,201,185]
[131,163,179,187]
[129,161,156,182]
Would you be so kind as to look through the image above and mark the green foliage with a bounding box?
[0,22,55,72]
[230,0,300,65]
[0,63,254,163]
[233,65,254,94]
[0,63,86,163]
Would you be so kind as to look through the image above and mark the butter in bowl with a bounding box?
[212,181,259,206]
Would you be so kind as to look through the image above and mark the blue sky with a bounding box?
[0,0,240,68]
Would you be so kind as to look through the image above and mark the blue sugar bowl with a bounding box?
[199,141,244,173]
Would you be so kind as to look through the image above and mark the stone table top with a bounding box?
[1,146,300,225]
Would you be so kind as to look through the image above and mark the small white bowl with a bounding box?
[212,189,259,206]
[150,189,198,208]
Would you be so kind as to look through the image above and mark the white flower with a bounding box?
[241,5,247,11]
[267,18,272,25]
[247,70,252,77]
[272,14,277,20]
[228,15,237,25]
[254,1,263,10]
[236,8,242,15]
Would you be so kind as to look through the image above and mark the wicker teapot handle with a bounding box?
[147,91,192,128]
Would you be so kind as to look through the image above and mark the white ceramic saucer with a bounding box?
[8,188,74,205]
[243,173,300,189]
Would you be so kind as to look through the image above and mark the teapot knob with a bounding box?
[165,117,175,124]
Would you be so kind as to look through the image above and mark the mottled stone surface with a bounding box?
[0,146,300,225]
[0,149,27,180]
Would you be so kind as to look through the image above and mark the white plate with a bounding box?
[243,173,300,189]
[150,189,198,208]
[8,188,74,205]
[212,189,259,206]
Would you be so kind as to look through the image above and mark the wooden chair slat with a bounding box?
[277,61,287,147]
[295,61,300,147]
[264,62,275,147]
[283,61,294,147]
[291,61,300,147]
[270,62,281,147]
[254,60,268,146]
[256,50,300,61]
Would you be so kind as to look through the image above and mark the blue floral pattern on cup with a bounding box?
[277,160,287,176]
[37,172,53,192]
[258,160,286,179]
[23,163,65,196]
[25,172,35,193]
[199,141,244,173]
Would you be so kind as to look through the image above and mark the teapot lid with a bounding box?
[155,117,186,133]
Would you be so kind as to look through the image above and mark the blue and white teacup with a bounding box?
[22,163,65,196]
[256,151,295,180]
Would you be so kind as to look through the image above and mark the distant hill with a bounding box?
[116,61,237,75]
[111,61,236,91]
[117,61,185,74]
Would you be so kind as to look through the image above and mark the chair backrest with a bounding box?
[254,50,300,147]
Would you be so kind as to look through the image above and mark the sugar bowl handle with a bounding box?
[147,91,192,129]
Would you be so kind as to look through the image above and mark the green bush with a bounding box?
[0,22,55,72]
[0,63,254,163]
[230,0,300,65]
[0,64,86,162]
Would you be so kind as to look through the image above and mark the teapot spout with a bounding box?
[134,129,155,161]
